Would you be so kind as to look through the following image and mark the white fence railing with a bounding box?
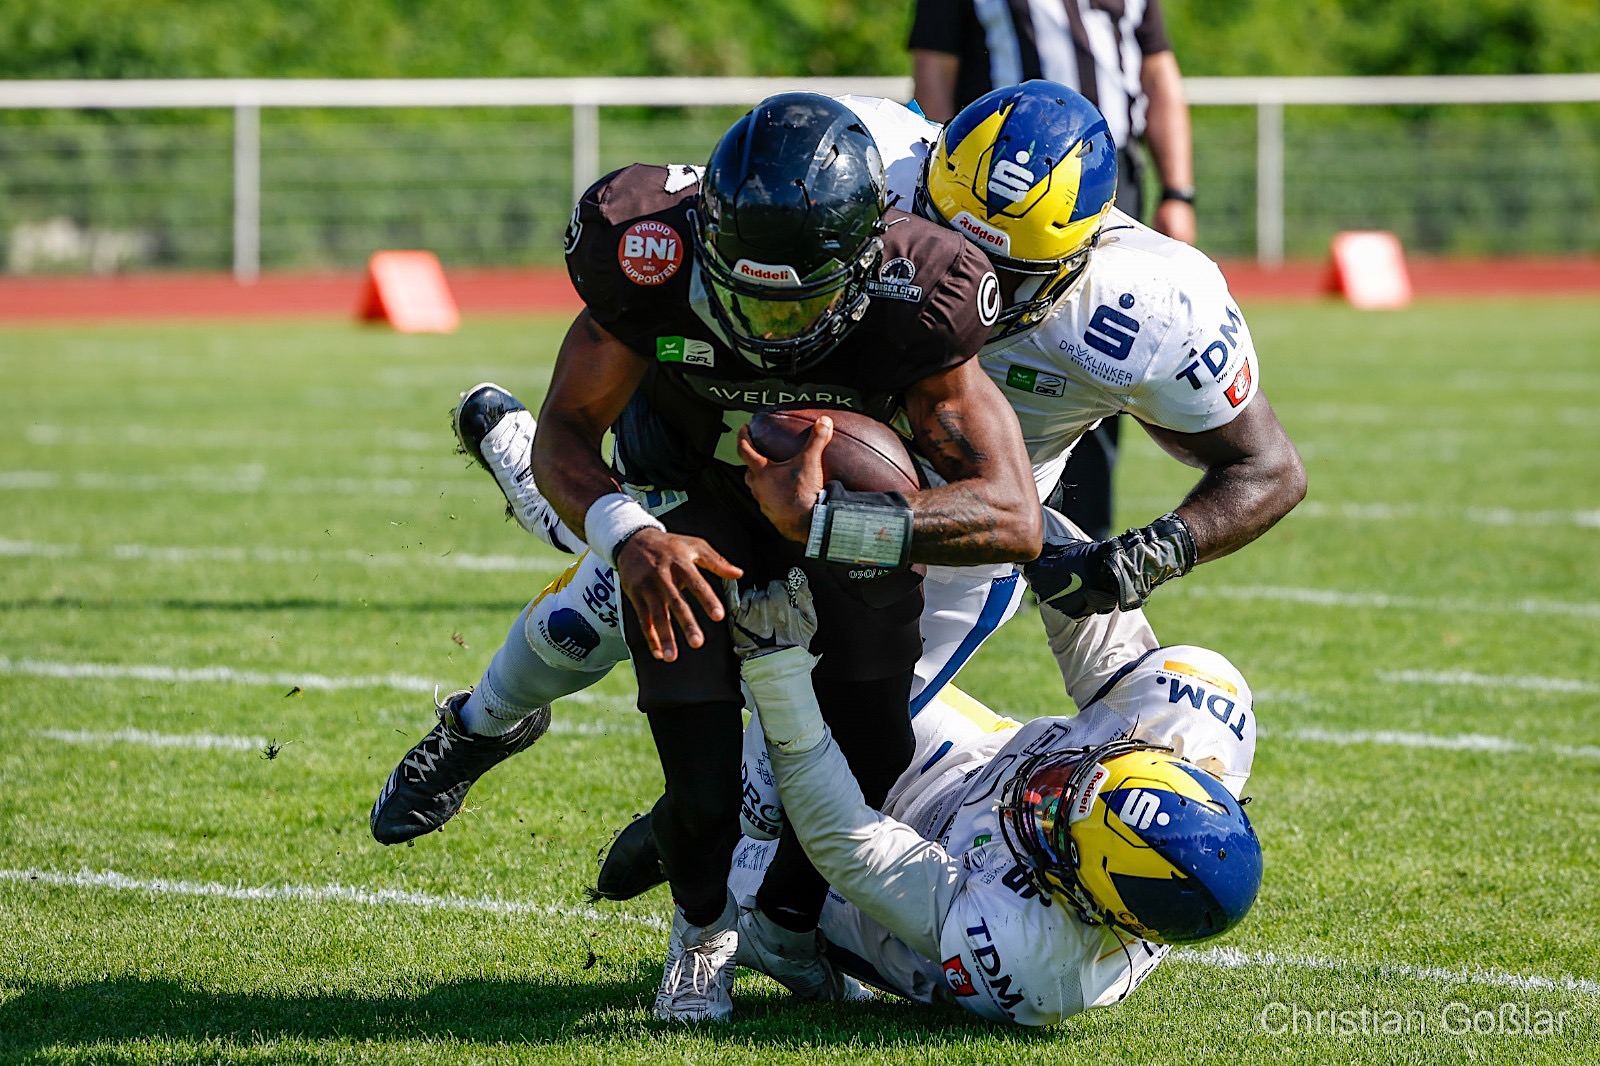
[3,74,1599,279]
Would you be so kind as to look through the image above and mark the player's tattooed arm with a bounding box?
[903,359,1042,565]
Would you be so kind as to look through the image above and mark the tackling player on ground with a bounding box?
[709,568,1261,1024]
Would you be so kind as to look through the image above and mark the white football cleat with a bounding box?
[654,892,740,1023]
[452,382,584,553]
[736,905,874,1003]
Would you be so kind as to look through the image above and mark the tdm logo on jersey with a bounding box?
[1175,305,1247,391]
[1157,669,1249,741]
[656,336,714,367]
[1005,365,1064,397]
[865,257,923,302]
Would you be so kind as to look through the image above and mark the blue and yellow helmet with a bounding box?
[916,80,1118,336]
[998,738,1261,944]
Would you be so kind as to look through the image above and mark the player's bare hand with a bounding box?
[615,528,742,662]
[738,416,833,542]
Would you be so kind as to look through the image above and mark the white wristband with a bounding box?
[584,492,665,568]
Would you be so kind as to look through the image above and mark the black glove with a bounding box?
[1023,513,1197,619]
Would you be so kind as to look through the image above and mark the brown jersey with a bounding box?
[565,164,1001,487]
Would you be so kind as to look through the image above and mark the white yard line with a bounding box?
[38,728,270,751]
[1118,496,1600,530]
[36,718,638,750]
[1175,583,1600,620]
[3,867,1591,997]
[1271,727,1600,761]
[24,424,440,452]
[0,655,616,706]
[0,470,465,497]
[0,538,546,573]
[1378,669,1600,694]
[1175,945,1600,997]
[11,534,1600,616]
[0,867,666,931]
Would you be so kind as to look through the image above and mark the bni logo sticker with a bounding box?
[617,220,683,286]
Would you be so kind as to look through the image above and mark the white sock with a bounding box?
[457,688,543,737]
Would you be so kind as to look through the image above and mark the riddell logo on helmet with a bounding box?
[733,259,802,287]
[951,212,1011,255]
[1069,765,1110,823]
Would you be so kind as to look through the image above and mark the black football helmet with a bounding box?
[694,93,888,374]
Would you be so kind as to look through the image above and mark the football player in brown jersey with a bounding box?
[531,93,1040,1021]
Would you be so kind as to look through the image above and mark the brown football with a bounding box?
[747,407,921,494]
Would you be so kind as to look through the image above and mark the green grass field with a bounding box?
[2,298,1598,1064]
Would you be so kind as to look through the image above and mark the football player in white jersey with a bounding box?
[709,569,1261,1024]
[912,81,1304,630]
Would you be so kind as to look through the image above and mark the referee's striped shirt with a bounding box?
[909,0,1173,154]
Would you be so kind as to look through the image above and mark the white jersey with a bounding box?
[734,645,1255,1026]
[839,96,1261,500]
[983,210,1261,496]
[835,95,940,212]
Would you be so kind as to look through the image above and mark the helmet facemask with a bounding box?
[997,737,1167,929]
[998,735,1262,945]
[693,218,883,375]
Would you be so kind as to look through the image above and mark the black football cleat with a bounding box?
[588,809,668,902]
[370,689,549,845]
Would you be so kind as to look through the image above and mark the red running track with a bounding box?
[0,258,1596,324]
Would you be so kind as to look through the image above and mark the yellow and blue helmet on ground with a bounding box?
[915,79,1118,337]
[998,737,1261,944]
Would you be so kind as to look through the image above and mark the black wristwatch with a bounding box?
[1160,185,1197,205]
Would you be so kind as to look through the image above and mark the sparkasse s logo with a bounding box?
[1118,789,1171,831]
[988,157,1036,204]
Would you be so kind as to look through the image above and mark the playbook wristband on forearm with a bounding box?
[803,482,913,569]
[583,492,665,568]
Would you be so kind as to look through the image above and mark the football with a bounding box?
[746,406,921,495]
